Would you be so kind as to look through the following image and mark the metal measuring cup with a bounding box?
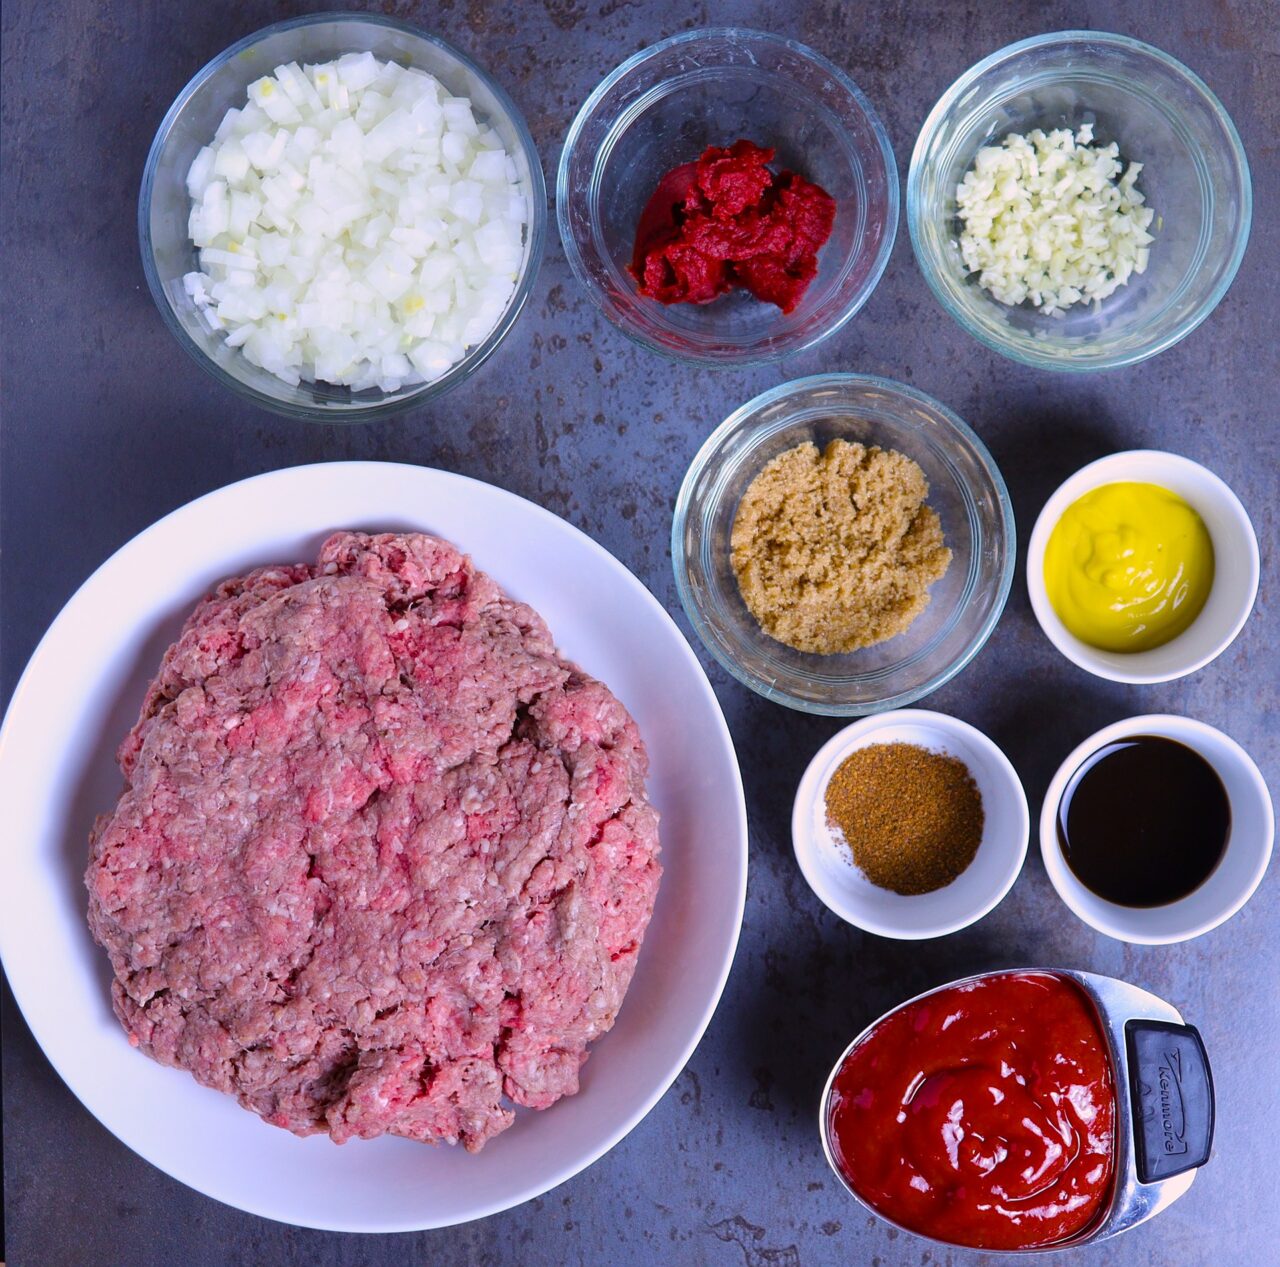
[818,968,1214,1253]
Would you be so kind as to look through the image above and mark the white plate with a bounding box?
[0,461,747,1232]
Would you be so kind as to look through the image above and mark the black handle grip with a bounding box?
[1125,1020,1215,1184]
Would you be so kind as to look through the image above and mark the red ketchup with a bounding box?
[628,139,836,314]
[826,972,1115,1250]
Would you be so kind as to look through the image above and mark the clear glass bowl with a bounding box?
[673,375,1014,715]
[908,31,1251,371]
[139,13,546,422]
[556,29,898,366]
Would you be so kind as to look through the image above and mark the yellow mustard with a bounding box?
[1044,482,1214,652]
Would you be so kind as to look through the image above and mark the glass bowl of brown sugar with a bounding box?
[672,373,1015,714]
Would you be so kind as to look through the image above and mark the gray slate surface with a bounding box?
[2,1,1277,1264]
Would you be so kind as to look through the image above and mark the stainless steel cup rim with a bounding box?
[818,967,1206,1254]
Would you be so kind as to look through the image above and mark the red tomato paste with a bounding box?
[826,972,1115,1250]
[628,140,836,313]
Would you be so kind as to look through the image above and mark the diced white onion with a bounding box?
[184,56,526,391]
[954,125,1156,316]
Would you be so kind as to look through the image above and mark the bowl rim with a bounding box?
[137,10,547,423]
[1025,449,1260,683]
[791,708,1030,939]
[554,26,900,368]
[671,372,1016,715]
[1038,713,1275,944]
[906,28,1254,372]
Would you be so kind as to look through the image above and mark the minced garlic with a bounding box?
[955,124,1155,316]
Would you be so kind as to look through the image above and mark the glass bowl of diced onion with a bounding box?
[139,12,546,422]
[908,31,1251,371]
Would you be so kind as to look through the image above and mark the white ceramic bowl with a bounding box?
[1041,714,1274,944]
[1027,450,1259,683]
[792,709,1029,939]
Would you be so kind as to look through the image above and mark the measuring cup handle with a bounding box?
[1125,1020,1215,1184]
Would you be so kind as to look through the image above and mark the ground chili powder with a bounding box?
[628,139,836,313]
[824,742,984,895]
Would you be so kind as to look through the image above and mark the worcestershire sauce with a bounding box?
[1057,736,1230,907]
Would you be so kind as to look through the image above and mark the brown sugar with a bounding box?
[824,742,984,895]
[730,438,951,655]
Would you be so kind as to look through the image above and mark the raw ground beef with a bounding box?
[86,531,661,1152]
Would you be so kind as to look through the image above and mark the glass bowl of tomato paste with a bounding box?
[557,29,898,365]
[820,969,1215,1253]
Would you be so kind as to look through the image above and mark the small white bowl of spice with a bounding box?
[792,709,1029,939]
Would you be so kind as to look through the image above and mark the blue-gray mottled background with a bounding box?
[2,1,1277,1264]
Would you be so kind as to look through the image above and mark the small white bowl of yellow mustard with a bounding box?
[1027,451,1258,683]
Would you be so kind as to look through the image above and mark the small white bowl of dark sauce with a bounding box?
[1041,714,1274,943]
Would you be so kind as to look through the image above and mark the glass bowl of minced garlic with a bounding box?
[907,31,1251,371]
[672,373,1014,715]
